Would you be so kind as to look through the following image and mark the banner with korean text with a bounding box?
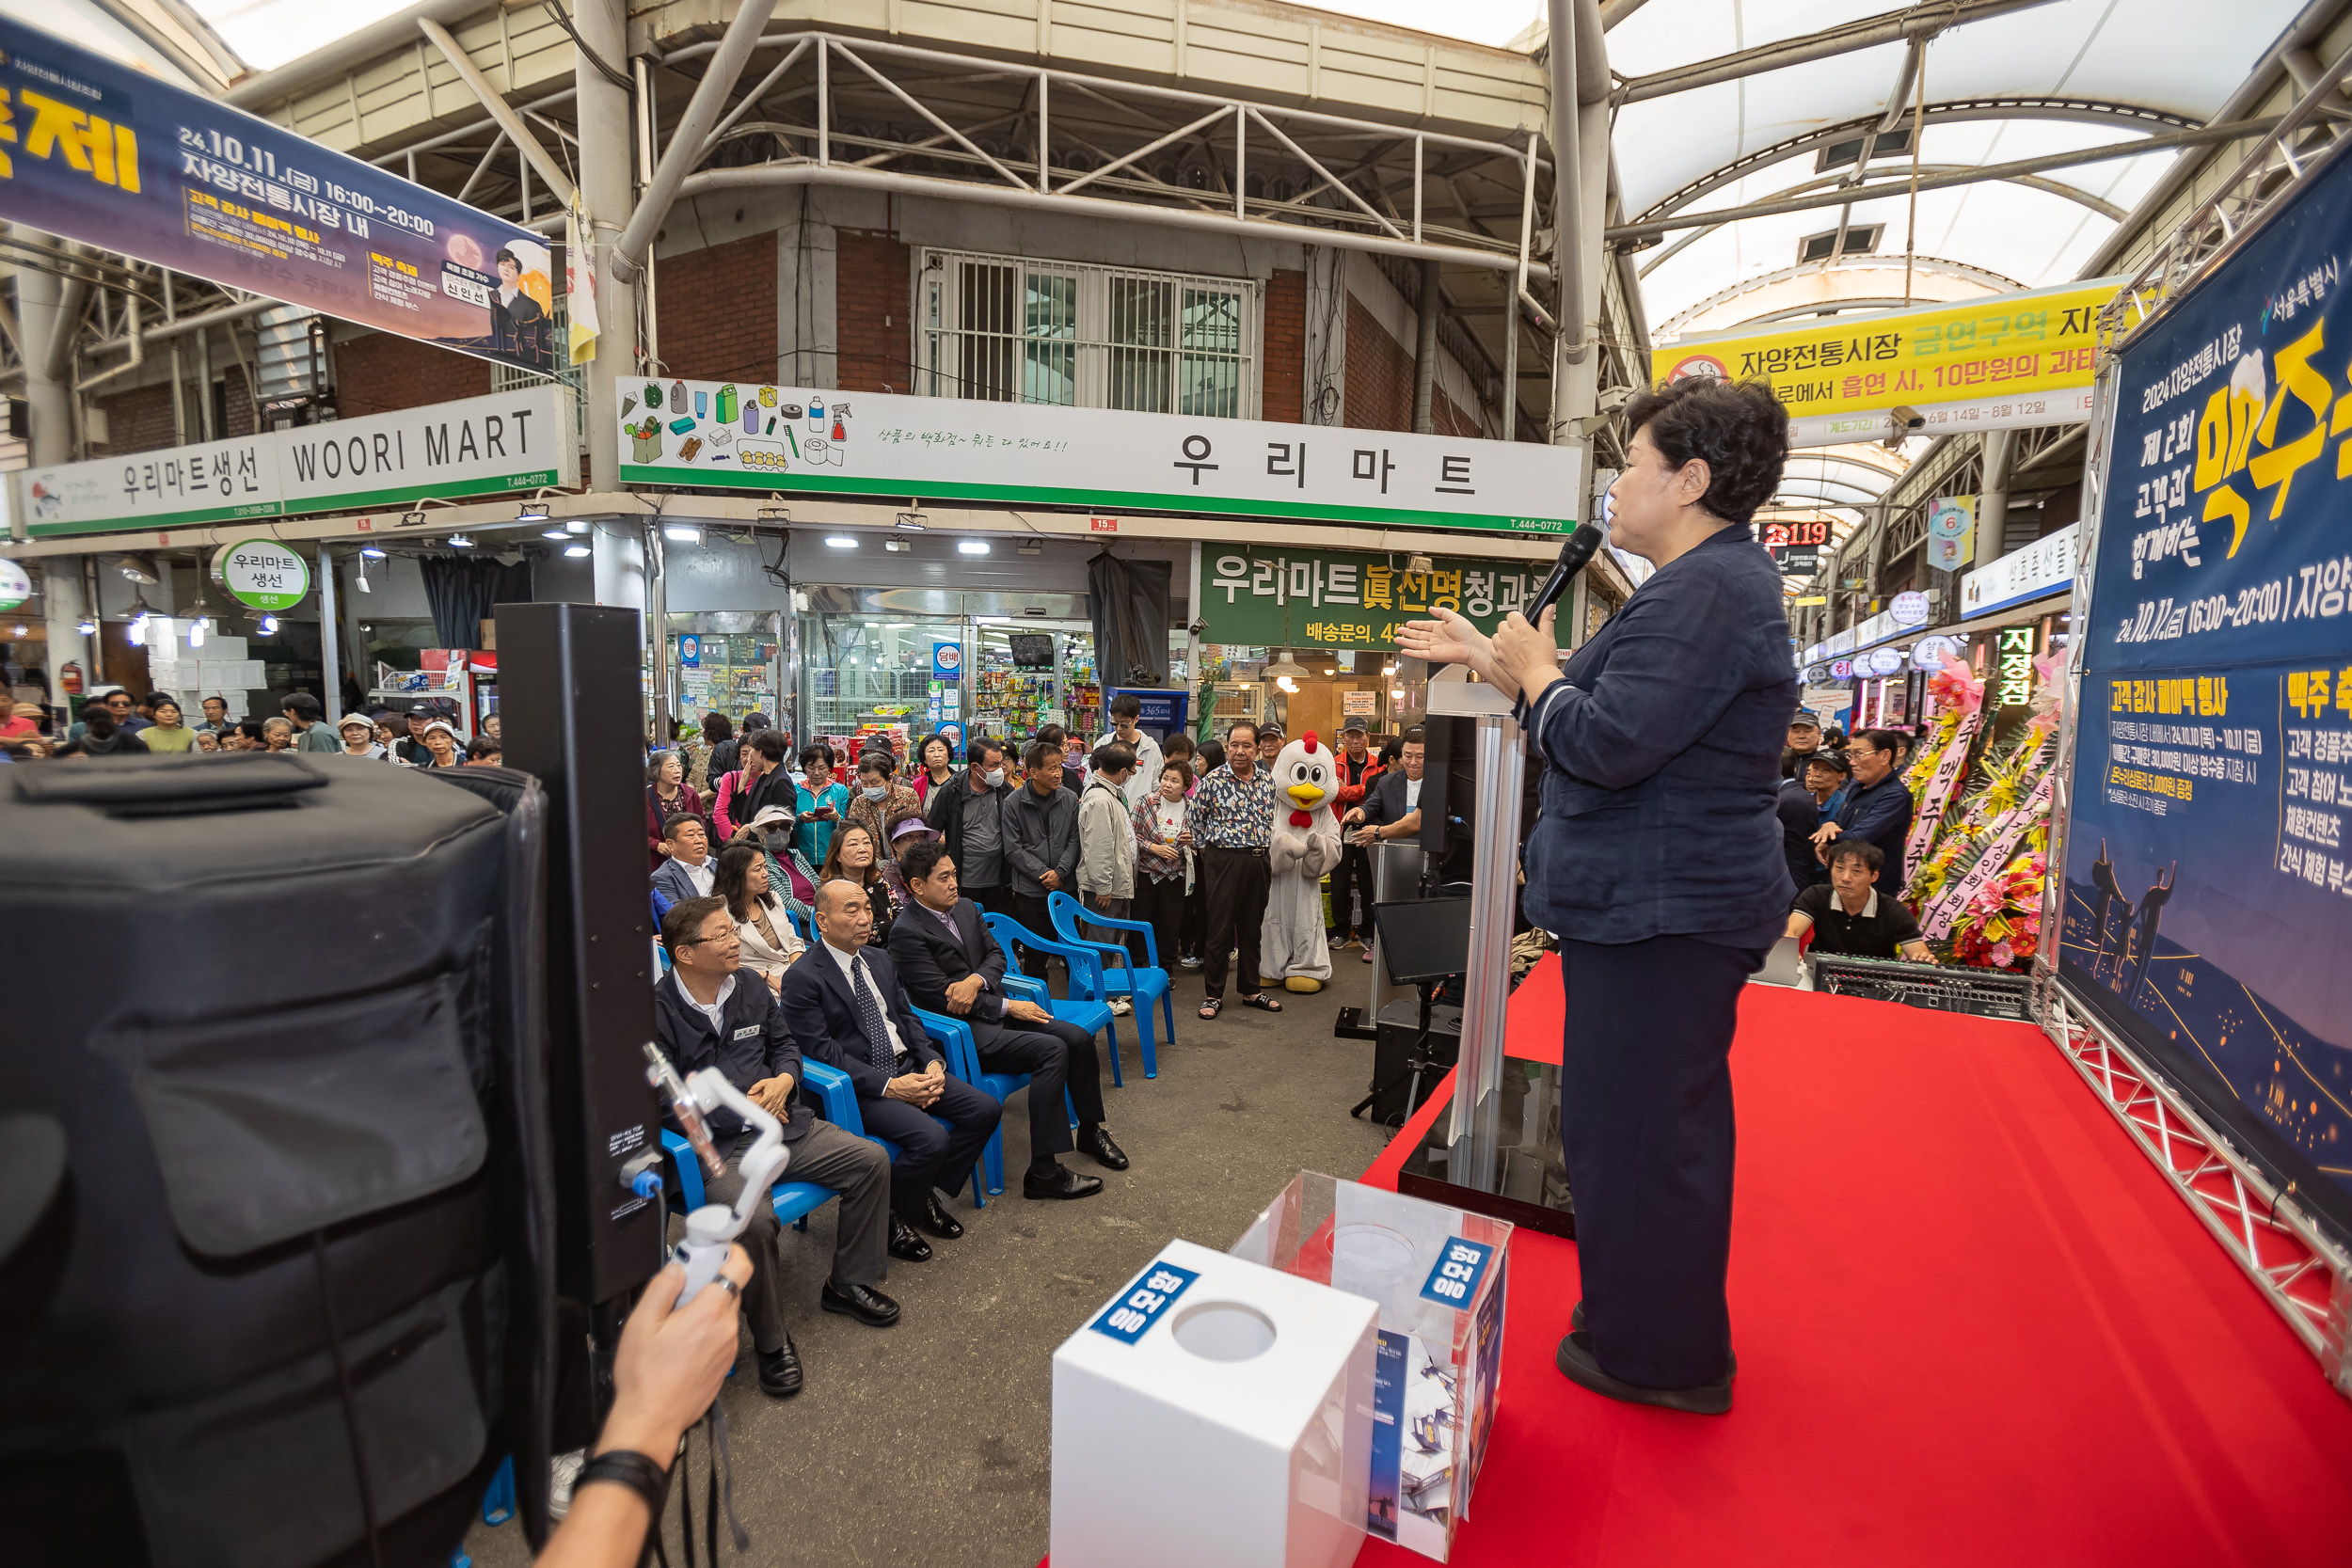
[1655,278,2122,448]
[2059,150,2352,1245]
[616,378,1579,535]
[0,17,558,377]
[1199,545,1547,649]
[13,388,574,538]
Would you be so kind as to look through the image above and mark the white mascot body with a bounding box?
[1262,731,1345,991]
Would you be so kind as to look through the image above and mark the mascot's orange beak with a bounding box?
[1286,782,1327,807]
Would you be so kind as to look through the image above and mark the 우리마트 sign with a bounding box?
[0,17,557,378]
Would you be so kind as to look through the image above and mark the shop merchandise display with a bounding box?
[1900,653,2063,969]
[1262,732,1343,992]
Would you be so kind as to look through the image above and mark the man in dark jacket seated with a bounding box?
[780,880,1002,1260]
[653,897,898,1397]
[888,838,1126,1200]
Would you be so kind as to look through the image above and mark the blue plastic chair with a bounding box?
[914,1006,1078,1197]
[984,911,1129,1082]
[784,906,812,944]
[661,1126,839,1233]
[1046,890,1169,1081]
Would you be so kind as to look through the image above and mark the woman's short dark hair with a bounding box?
[751,730,787,764]
[899,837,950,883]
[799,743,830,770]
[1161,731,1195,761]
[702,711,733,746]
[712,842,764,917]
[856,752,893,779]
[917,731,955,766]
[1199,738,1226,770]
[1621,377,1790,528]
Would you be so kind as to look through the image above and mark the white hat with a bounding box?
[422,720,460,738]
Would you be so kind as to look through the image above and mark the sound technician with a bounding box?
[1400,377,1795,1417]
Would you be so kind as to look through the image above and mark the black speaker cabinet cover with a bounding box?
[0,753,556,1568]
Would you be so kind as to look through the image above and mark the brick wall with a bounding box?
[1343,293,1479,436]
[835,229,913,394]
[220,364,255,438]
[336,332,490,418]
[90,383,176,457]
[1263,267,1305,422]
[657,231,779,383]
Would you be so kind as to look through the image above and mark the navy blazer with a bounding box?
[650,970,815,1144]
[651,855,717,910]
[777,942,944,1098]
[886,897,1025,1046]
[1358,769,1422,832]
[1517,525,1797,944]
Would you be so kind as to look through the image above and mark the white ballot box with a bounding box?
[1051,1238,1376,1568]
[1233,1172,1512,1561]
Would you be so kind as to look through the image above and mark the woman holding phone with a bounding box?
[793,743,850,866]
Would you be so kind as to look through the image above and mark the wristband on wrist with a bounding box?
[580,1449,672,1517]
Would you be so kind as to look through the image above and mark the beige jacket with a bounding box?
[1076,776,1136,899]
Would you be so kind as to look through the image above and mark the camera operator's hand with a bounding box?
[538,1247,749,1568]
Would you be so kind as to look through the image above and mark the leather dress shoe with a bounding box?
[887,1216,933,1262]
[819,1280,901,1326]
[1570,1301,1736,1376]
[756,1336,803,1398]
[1023,1163,1104,1200]
[922,1192,965,1240]
[1078,1125,1129,1171]
[1555,1329,1732,1414]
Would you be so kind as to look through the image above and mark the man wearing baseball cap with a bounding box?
[1327,717,1381,950]
[1781,710,1826,781]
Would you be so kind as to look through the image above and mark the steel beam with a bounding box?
[418,17,579,208]
[612,0,779,284]
[1609,118,2280,243]
[1616,0,2063,105]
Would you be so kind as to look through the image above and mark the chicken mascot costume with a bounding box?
[1263,731,1344,991]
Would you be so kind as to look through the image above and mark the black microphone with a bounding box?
[1525,522,1608,623]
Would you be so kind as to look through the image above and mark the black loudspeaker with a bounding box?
[0,752,553,1565]
[1369,999,1462,1125]
[495,603,668,1310]
[1418,713,1542,885]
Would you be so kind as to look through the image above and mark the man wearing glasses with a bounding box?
[652,896,899,1401]
[1810,728,1915,897]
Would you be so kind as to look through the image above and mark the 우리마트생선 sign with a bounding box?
[214,538,309,610]
[1202,545,1554,650]
[0,17,560,380]
[616,377,1581,536]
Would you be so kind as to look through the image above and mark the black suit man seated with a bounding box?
[780,879,1003,1260]
[888,839,1126,1200]
[652,896,900,1398]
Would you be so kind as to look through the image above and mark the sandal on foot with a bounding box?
[1199,998,1223,1019]
[1239,992,1284,1013]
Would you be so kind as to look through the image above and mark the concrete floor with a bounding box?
[466,962,1393,1567]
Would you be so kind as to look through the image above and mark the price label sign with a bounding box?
[0,558,29,612]
[1418,1235,1495,1308]
[215,538,310,610]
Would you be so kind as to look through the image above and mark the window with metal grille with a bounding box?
[917,249,1257,419]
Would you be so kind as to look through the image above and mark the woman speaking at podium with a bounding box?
[1400,377,1795,1416]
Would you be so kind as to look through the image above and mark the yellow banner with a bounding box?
[1653,278,2123,420]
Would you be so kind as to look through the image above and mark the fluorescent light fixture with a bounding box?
[663,522,704,544]
[76,617,97,635]
[543,528,570,540]
[358,545,387,560]
[564,543,592,558]
[883,538,910,552]
[824,535,859,548]
[187,616,205,648]
[894,512,929,531]
[1275,675,1297,692]
[1391,688,1406,699]
[446,533,475,548]
[11,625,25,639]
[958,540,991,555]
[127,612,149,645]
[518,501,549,522]
[259,612,280,635]
[566,519,592,534]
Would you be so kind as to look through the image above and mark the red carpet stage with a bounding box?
[1351,959,2352,1566]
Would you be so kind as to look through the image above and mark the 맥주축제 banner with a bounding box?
[2059,147,2352,1241]
[0,17,558,378]
[615,377,1581,535]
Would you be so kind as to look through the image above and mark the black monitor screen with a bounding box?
[1370,897,1472,984]
[1009,634,1055,668]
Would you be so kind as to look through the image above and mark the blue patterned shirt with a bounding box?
[1192,763,1277,849]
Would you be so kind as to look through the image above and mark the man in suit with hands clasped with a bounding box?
[780,880,1002,1262]
[888,838,1127,1200]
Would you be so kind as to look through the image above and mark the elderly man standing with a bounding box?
[781,880,1003,1261]
[1003,738,1080,980]
[1193,720,1282,1018]
[655,895,898,1397]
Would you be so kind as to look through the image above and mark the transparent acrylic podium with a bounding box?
[1234,1171,1513,1561]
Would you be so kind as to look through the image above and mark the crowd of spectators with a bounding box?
[1774,712,1926,960]
[0,686,503,768]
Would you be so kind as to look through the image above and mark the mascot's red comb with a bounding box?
[1302,732,1319,752]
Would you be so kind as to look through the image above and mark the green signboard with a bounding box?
[1200,546,1549,650]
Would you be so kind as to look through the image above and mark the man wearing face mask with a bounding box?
[927,736,1013,914]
